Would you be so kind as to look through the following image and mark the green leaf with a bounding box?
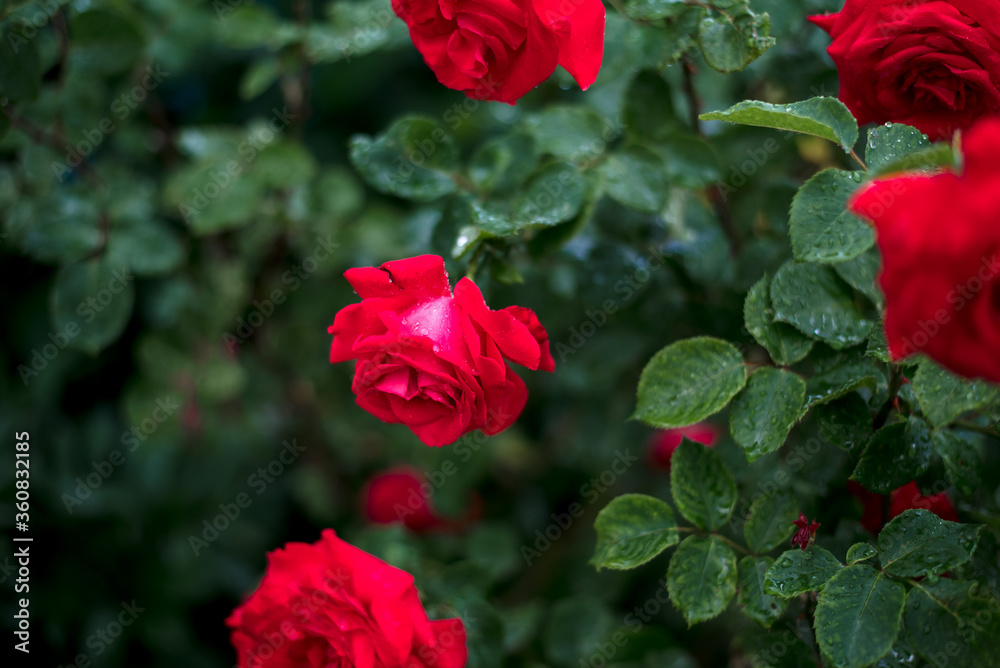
[878,509,982,579]
[599,146,667,213]
[764,546,843,597]
[789,169,873,263]
[68,8,145,76]
[771,262,874,349]
[805,359,881,408]
[634,337,747,429]
[730,368,806,462]
[591,494,679,570]
[544,596,616,666]
[468,133,538,195]
[834,247,883,308]
[621,0,689,21]
[738,555,787,628]
[670,439,737,531]
[525,106,609,161]
[623,71,677,142]
[851,418,933,494]
[933,430,982,497]
[700,97,859,151]
[744,274,814,366]
[105,219,185,277]
[4,189,103,264]
[51,258,135,355]
[696,9,775,74]
[813,394,873,452]
[667,535,738,625]
[349,116,459,201]
[239,58,281,100]
[846,543,877,564]
[913,359,1000,428]
[514,162,586,227]
[903,579,1000,668]
[744,493,800,554]
[815,565,905,668]
[0,26,41,103]
[866,123,955,176]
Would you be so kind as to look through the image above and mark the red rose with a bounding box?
[390,0,605,104]
[226,529,467,668]
[647,423,719,472]
[888,481,959,522]
[849,118,1000,383]
[362,467,481,533]
[847,480,884,534]
[810,0,1000,140]
[849,480,959,534]
[329,255,554,446]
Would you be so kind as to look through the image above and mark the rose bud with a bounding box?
[329,255,554,446]
[227,529,466,667]
[362,467,481,533]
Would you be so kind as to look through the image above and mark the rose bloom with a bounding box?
[647,423,719,472]
[390,0,605,104]
[848,480,958,534]
[227,530,466,667]
[329,255,554,446]
[849,118,1000,383]
[811,0,1000,140]
[362,467,481,533]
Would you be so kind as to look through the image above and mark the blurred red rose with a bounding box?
[647,423,719,472]
[810,0,1000,140]
[227,529,466,668]
[362,467,481,533]
[329,255,554,446]
[390,0,605,104]
[850,118,1000,383]
[889,481,959,522]
[849,480,958,534]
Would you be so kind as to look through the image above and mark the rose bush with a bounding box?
[811,0,1000,140]
[390,0,605,103]
[227,530,466,668]
[328,255,554,446]
[850,117,1000,382]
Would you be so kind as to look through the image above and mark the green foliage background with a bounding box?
[2,0,1000,667]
